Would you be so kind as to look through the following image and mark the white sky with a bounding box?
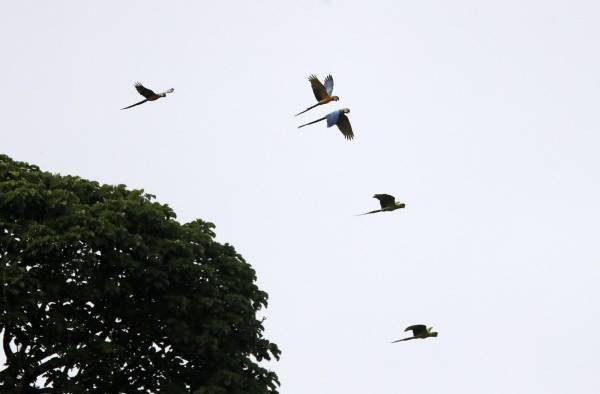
[2,1,600,393]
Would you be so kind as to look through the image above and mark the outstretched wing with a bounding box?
[308,74,329,101]
[324,74,334,96]
[336,113,354,140]
[405,325,427,336]
[373,194,396,209]
[135,82,157,99]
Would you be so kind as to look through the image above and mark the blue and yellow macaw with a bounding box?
[391,325,438,343]
[295,74,339,116]
[121,82,174,110]
[297,108,354,140]
[358,194,405,215]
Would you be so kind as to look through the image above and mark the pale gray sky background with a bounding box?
[2,1,600,393]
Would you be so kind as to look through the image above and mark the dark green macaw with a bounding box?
[359,194,405,215]
[392,325,438,343]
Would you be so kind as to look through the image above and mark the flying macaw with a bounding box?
[358,194,405,215]
[391,325,438,343]
[297,108,354,140]
[295,74,339,116]
[121,82,174,110]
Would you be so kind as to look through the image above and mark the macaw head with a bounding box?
[161,88,175,97]
[332,96,340,101]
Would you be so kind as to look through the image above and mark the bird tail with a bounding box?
[297,115,327,129]
[121,99,148,110]
[391,337,415,343]
[357,209,383,216]
[294,103,321,116]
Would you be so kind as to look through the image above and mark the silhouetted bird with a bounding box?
[295,74,339,116]
[121,82,174,110]
[358,194,405,215]
[392,325,438,343]
[297,108,353,140]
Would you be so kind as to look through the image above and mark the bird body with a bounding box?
[325,110,342,127]
[297,108,354,140]
[392,325,438,343]
[295,74,339,116]
[359,194,405,215]
[121,82,174,110]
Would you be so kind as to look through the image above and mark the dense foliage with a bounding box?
[0,155,280,393]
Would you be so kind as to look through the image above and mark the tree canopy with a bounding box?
[0,154,280,393]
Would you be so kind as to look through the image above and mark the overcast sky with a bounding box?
[2,1,600,393]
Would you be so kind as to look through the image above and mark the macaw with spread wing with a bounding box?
[297,108,354,140]
[358,194,405,215]
[295,74,339,116]
[391,325,438,343]
[121,82,174,110]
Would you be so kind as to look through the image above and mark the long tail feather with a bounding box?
[357,209,383,216]
[121,99,148,110]
[391,337,416,343]
[298,115,327,129]
[294,102,321,116]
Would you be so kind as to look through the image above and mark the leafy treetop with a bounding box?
[0,154,280,393]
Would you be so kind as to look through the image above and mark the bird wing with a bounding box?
[405,325,428,336]
[324,74,334,96]
[335,113,354,140]
[309,75,329,101]
[135,82,157,99]
[373,194,396,209]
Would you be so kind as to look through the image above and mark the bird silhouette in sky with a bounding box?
[358,194,405,215]
[297,108,353,140]
[392,325,438,343]
[295,74,339,116]
[121,82,174,110]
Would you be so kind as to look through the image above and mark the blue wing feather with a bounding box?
[326,110,340,127]
[324,75,334,96]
